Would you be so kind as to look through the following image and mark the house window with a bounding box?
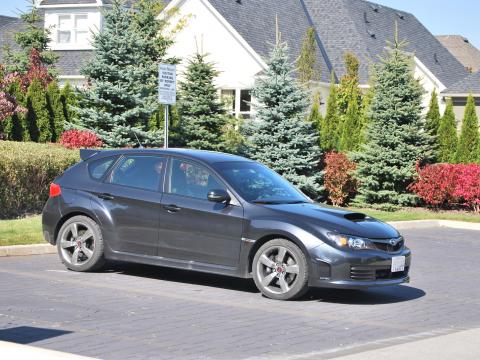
[57,14,90,45]
[221,89,252,118]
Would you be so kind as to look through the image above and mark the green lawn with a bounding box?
[0,216,45,246]
[351,207,480,223]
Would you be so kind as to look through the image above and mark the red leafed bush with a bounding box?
[60,130,102,149]
[409,163,480,212]
[324,151,357,206]
[20,49,53,90]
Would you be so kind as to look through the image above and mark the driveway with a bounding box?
[1,227,479,359]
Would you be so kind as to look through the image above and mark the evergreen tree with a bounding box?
[456,95,479,163]
[2,80,26,141]
[358,77,375,147]
[59,83,78,126]
[26,78,51,142]
[308,91,323,145]
[76,0,160,147]
[178,53,229,151]
[425,89,441,137]
[242,40,322,197]
[297,27,319,88]
[321,73,340,151]
[339,86,362,151]
[46,81,65,141]
[3,3,57,74]
[352,34,435,208]
[437,100,457,163]
[337,52,360,113]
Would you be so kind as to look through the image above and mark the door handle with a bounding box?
[163,204,181,213]
[98,193,115,200]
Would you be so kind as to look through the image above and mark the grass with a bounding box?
[0,207,479,247]
[0,215,45,246]
[350,207,480,223]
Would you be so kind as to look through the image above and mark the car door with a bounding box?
[158,157,244,267]
[93,154,167,256]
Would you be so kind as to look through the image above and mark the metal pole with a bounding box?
[164,104,169,149]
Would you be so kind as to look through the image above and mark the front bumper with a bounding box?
[308,242,411,289]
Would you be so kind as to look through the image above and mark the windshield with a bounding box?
[213,161,310,204]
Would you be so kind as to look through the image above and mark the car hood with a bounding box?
[263,202,399,239]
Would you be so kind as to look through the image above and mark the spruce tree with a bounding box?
[3,4,57,74]
[76,0,160,147]
[352,35,435,208]
[46,81,65,141]
[425,90,441,137]
[456,95,479,163]
[242,39,322,198]
[178,53,229,151]
[60,83,78,125]
[321,73,340,151]
[26,78,51,142]
[437,100,457,163]
[297,27,319,88]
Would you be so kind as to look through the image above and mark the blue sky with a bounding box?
[1,0,479,48]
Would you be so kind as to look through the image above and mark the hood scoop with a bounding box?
[343,212,367,222]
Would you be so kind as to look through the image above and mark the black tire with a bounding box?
[252,238,309,300]
[56,215,105,272]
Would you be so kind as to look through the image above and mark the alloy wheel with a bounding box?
[60,222,95,266]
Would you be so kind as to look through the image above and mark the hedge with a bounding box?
[0,141,80,219]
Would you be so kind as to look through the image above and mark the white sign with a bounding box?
[158,64,176,105]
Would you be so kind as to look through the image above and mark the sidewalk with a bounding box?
[329,328,480,360]
[0,340,98,359]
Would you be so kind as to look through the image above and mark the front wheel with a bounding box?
[252,239,309,300]
[56,215,105,272]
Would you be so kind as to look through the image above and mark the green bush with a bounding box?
[0,141,80,219]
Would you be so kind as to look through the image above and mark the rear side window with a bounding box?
[88,156,116,180]
[110,155,166,192]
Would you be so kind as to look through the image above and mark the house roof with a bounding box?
[0,15,25,59]
[436,35,480,73]
[55,50,93,76]
[301,0,469,87]
[442,71,480,96]
[40,0,98,4]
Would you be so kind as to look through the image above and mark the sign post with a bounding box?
[158,64,177,149]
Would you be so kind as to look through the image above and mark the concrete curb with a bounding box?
[0,340,98,359]
[0,243,56,257]
[388,219,480,231]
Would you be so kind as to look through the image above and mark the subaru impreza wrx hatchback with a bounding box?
[42,149,411,300]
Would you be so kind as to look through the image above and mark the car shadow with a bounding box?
[107,261,425,304]
[0,326,72,345]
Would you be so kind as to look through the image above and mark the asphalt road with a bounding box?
[1,227,479,360]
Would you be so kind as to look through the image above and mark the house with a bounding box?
[437,35,480,73]
[0,0,474,120]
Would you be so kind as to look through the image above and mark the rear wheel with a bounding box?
[252,239,309,300]
[56,215,105,272]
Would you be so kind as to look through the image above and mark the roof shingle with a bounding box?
[443,71,480,95]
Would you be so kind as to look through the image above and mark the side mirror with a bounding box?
[208,189,230,203]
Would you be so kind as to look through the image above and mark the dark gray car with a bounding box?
[42,149,411,300]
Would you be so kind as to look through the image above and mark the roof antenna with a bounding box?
[132,130,144,148]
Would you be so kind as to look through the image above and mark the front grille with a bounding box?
[350,266,409,281]
[372,237,404,253]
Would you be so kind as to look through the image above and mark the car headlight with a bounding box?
[326,232,377,250]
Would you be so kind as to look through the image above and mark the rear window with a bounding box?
[88,156,116,180]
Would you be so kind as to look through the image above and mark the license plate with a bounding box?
[391,256,405,272]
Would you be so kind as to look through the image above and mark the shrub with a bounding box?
[60,130,102,149]
[324,152,357,206]
[0,141,80,219]
[409,163,480,212]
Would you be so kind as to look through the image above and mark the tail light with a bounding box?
[49,183,62,198]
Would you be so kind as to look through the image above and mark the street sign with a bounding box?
[158,64,176,105]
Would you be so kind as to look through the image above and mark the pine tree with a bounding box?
[308,91,323,145]
[437,100,457,163]
[339,86,362,151]
[46,81,65,142]
[321,73,340,151]
[76,0,160,147]
[425,90,441,137]
[297,27,319,88]
[3,4,57,74]
[26,78,51,142]
[456,95,479,163]
[352,34,435,208]
[178,53,229,151]
[242,39,322,198]
[60,83,78,125]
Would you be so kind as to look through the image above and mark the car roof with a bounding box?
[87,148,253,165]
